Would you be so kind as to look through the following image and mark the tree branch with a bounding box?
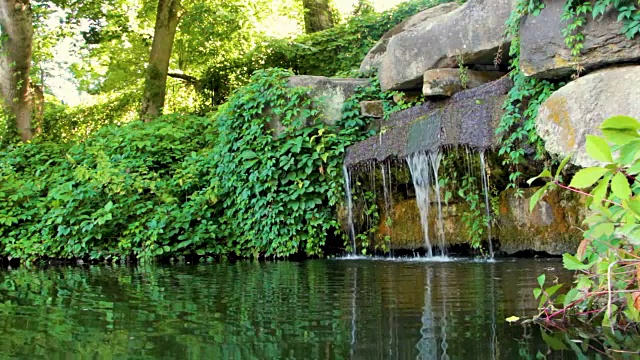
[168,72,198,85]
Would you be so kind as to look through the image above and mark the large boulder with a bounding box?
[536,66,640,167]
[359,3,460,75]
[268,76,369,134]
[378,0,514,91]
[287,76,369,125]
[520,0,640,79]
[498,188,584,255]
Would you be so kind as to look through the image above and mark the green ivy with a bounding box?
[0,68,386,262]
[495,0,558,195]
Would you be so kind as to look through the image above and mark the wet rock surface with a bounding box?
[520,0,640,79]
[378,0,514,91]
[497,188,585,255]
[372,187,583,255]
[359,2,460,75]
[345,76,512,167]
[422,68,505,97]
[536,65,640,167]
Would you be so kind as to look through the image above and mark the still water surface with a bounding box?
[0,258,586,359]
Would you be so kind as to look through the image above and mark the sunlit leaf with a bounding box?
[568,167,610,189]
[505,316,520,323]
[600,115,640,131]
[585,135,613,163]
[562,253,592,271]
[611,172,632,199]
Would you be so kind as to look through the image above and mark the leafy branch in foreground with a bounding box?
[527,115,640,334]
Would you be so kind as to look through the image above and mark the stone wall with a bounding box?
[328,0,639,255]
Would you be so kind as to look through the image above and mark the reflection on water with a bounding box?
[0,258,586,359]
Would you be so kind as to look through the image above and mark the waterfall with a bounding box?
[343,165,357,255]
[407,151,433,257]
[479,151,494,259]
[380,161,394,253]
[429,151,446,255]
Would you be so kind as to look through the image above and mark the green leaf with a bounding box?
[529,185,549,212]
[588,222,615,239]
[527,169,552,186]
[240,150,258,159]
[623,198,640,218]
[611,172,632,199]
[533,287,542,299]
[585,135,613,163]
[555,154,573,180]
[537,273,546,287]
[618,140,640,165]
[600,115,640,131]
[541,331,569,351]
[563,288,579,307]
[545,284,563,298]
[630,160,640,175]
[562,253,592,271]
[602,129,639,146]
[569,167,610,189]
[505,315,520,323]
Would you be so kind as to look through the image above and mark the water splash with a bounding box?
[429,151,446,255]
[407,151,432,257]
[479,151,494,259]
[343,165,357,255]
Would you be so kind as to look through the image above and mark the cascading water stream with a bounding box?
[407,152,433,257]
[479,151,494,259]
[429,151,446,255]
[343,165,357,255]
[380,161,393,252]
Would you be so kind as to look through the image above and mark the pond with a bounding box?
[0,257,606,359]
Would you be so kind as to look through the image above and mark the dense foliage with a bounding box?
[529,116,640,338]
[211,68,372,257]
[197,0,453,108]
[0,69,380,262]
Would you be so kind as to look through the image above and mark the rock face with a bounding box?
[373,188,583,255]
[520,0,640,79]
[378,0,514,91]
[536,66,640,167]
[422,68,505,97]
[376,199,469,250]
[359,3,460,75]
[345,76,512,166]
[360,100,384,118]
[287,76,369,125]
[498,188,585,255]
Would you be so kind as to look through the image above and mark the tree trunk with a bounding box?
[30,81,43,135]
[0,0,34,142]
[140,0,181,122]
[302,0,334,33]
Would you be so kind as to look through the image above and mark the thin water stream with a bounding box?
[479,151,494,258]
[343,165,357,255]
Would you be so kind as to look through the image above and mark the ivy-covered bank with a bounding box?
[0,69,403,263]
